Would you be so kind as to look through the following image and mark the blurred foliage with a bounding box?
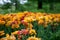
[0,0,60,14]
[28,0,60,3]
[0,21,60,40]
[1,3,12,9]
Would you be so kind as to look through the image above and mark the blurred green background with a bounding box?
[0,0,60,14]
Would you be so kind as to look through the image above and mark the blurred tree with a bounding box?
[49,0,54,10]
[1,0,12,9]
[1,2,12,9]
[38,0,42,9]
[10,0,20,10]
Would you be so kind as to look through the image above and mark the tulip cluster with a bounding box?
[11,29,36,40]
[0,12,59,28]
[0,34,16,40]
[0,11,60,40]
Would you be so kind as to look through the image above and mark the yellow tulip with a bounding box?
[11,31,18,35]
[29,29,36,35]
[0,31,5,36]
[27,36,41,40]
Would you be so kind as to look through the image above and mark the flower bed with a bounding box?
[0,12,60,40]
